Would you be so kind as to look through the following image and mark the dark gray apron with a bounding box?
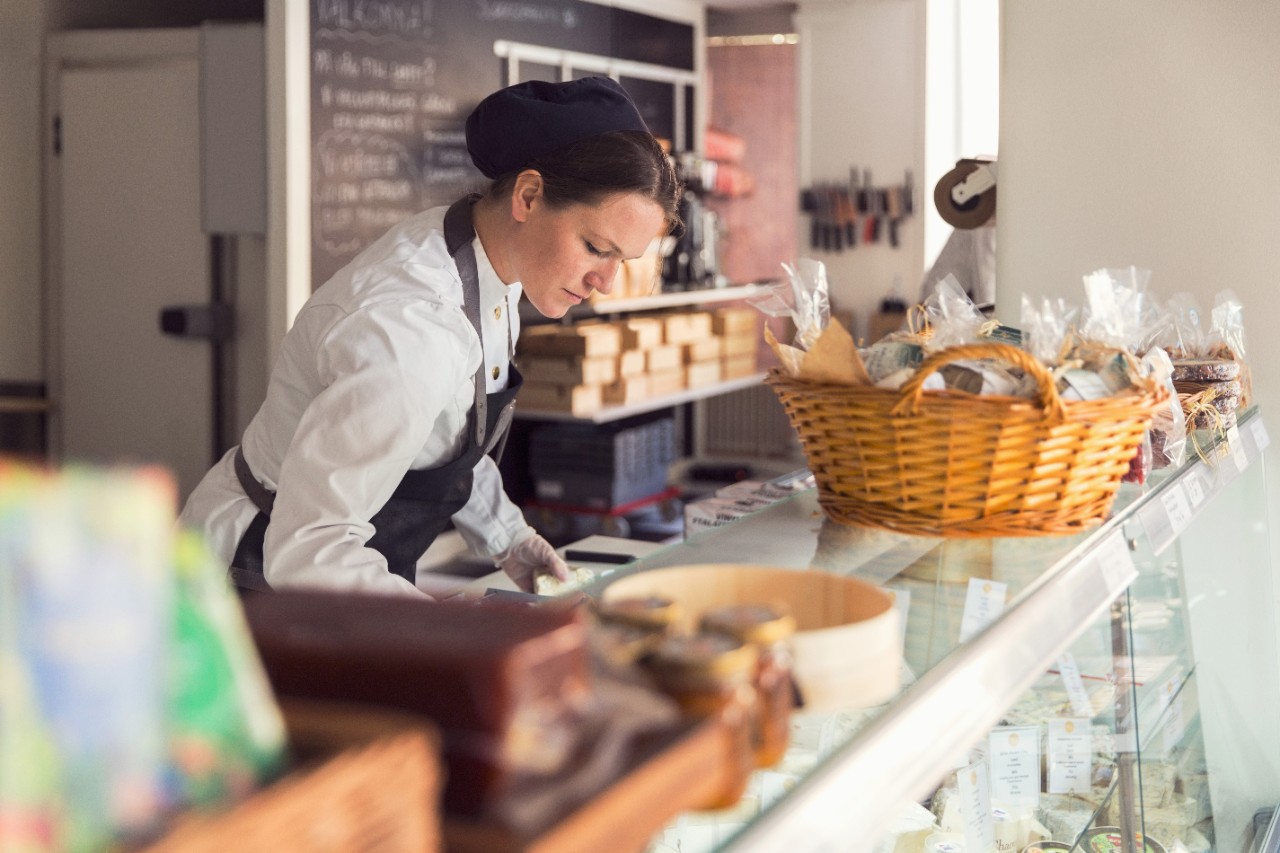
[229,195,521,591]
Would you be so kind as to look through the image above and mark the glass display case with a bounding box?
[590,410,1278,853]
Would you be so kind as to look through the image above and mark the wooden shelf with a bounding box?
[514,373,766,424]
[578,283,764,316]
[0,396,51,415]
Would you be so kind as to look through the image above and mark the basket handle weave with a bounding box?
[890,342,1068,422]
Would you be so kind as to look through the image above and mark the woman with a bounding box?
[179,76,682,594]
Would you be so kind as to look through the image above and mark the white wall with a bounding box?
[0,0,45,383]
[998,4,1280,557]
[1000,8,1280,838]
[795,0,925,340]
[796,0,999,338]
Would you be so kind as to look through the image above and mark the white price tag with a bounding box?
[959,578,1008,643]
[957,761,994,853]
[1137,499,1177,556]
[1160,483,1194,535]
[1095,532,1138,597]
[1251,418,1271,452]
[988,727,1040,807]
[1227,424,1249,472]
[1057,653,1096,718]
[1183,468,1207,509]
[1047,718,1093,794]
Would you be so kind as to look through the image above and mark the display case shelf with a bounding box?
[587,410,1277,852]
[514,373,765,424]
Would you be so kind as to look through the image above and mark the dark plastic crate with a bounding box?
[529,417,676,509]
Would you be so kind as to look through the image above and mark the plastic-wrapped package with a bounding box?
[919,274,988,350]
[1080,267,1149,350]
[748,259,831,352]
[1138,348,1188,473]
[1020,295,1078,367]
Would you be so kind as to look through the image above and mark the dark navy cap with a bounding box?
[465,76,650,179]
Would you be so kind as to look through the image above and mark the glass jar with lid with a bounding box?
[643,632,759,809]
[700,603,796,767]
[595,595,683,634]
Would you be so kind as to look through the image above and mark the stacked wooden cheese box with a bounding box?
[517,308,760,415]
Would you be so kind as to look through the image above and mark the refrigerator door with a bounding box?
[55,40,213,499]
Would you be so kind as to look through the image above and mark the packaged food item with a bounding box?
[643,633,759,809]
[700,603,796,767]
[242,591,591,816]
[5,466,177,850]
[165,531,286,809]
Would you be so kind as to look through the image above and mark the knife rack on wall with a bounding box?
[799,168,914,252]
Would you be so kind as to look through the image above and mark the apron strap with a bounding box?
[444,194,489,451]
[235,446,275,515]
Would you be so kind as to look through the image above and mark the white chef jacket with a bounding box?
[178,204,529,594]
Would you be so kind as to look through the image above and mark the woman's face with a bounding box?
[512,180,665,318]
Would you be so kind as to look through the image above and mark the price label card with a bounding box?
[957,761,994,853]
[988,727,1040,807]
[1095,532,1138,597]
[757,770,793,808]
[1138,498,1177,556]
[1160,484,1194,535]
[1227,424,1249,472]
[1058,653,1096,718]
[1047,718,1093,794]
[959,578,1008,643]
[1251,418,1270,453]
[1184,467,1207,509]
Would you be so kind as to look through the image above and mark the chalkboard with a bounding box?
[310,0,695,290]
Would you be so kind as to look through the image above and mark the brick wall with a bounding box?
[705,44,798,285]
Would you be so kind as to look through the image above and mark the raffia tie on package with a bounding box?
[1180,387,1231,464]
[766,339,1168,538]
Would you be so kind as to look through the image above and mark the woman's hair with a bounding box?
[486,131,683,234]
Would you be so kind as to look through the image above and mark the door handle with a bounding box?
[159,304,233,341]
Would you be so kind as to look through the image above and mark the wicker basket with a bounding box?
[143,701,442,852]
[766,342,1168,538]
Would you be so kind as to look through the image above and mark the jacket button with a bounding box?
[492,365,500,380]
[493,305,503,320]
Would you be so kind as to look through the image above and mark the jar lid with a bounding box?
[597,595,682,630]
[701,603,796,645]
[649,632,759,679]
[592,620,663,666]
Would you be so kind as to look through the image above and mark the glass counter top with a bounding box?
[582,410,1272,852]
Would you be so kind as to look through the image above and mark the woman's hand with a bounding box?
[496,529,571,593]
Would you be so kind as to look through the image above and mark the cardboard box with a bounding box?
[517,382,602,416]
[519,323,621,358]
[621,317,663,351]
[519,355,617,386]
[686,360,723,389]
[617,350,646,378]
[602,375,650,405]
[682,338,723,363]
[663,311,714,345]
[721,333,759,357]
[648,368,686,398]
[722,354,758,379]
[869,311,907,344]
[645,344,682,373]
[712,307,757,336]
